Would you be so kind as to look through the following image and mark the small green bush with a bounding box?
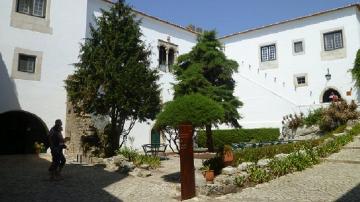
[247,166,272,183]
[304,108,323,126]
[234,175,247,187]
[133,155,161,169]
[116,147,139,162]
[197,128,280,149]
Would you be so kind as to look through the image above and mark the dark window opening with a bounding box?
[168,48,175,72]
[322,88,341,103]
[294,41,303,53]
[261,44,276,62]
[18,54,36,73]
[324,30,343,51]
[17,0,46,18]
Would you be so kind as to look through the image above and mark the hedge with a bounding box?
[197,128,280,149]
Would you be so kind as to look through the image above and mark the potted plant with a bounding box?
[223,145,234,166]
[34,142,45,155]
[201,165,214,183]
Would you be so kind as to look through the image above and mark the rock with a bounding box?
[137,170,152,177]
[91,157,104,164]
[113,155,127,166]
[236,172,249,179]
[274,153,289,160]
[257,159,271,168]
[214,174,236,185]
[118,161,135,173]
[221,166,236,175]
[140,164,150,170]
[347,119,358,127]
[333,132,346,137]
[237,162,254,171]
[199,184,237,196]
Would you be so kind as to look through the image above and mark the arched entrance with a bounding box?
[322,88,341,103]
[0,110,49,154]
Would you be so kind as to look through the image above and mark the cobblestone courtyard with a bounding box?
[2,138,360,202]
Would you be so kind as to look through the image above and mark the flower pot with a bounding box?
[223,151,234,166]
[204,170,214,182]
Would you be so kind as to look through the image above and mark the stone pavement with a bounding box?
[2,137,360,202]
[189,136,360,202]
[0,153,205,202]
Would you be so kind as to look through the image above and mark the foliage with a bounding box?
[234,175,247,187]
[116,147,161,169]
[247,166,272,183]
[155,94,224,129]
[34,142,45,153]
[283,113,304,130]
[133,155,161,169]
[303,108,324,127]
[197,128,280,149]
[172,31,242,151]
[65,1,161,156]
[202,155,224,175]
[116,147,138,162]
[351,49,360,89]
[319,100,358,131]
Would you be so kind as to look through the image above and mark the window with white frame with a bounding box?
[260,44,276,62]
[17,0,46,18]
[18,54,36,73]
[294,41,303,53]
[323,30,343,51]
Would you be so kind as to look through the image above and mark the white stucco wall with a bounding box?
[86,0,197,149]
[221,6,360,128]
[0,0,88,130]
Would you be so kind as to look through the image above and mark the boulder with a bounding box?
[199,184,237,196]
[91,157,104,164]
[113,154,127,166]
[257,159,271,168]
[214,174,236,185]
[140,164,150,170]
[237,162,254,171]
[274,153,289,160]
[221,166,236,175]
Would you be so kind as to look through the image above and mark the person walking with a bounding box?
[48,119,66,180]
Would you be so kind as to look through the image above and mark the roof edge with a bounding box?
[100,0,198,35]
[219,3,360,40]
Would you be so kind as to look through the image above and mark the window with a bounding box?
[296,76,306,85]
[261,44,276,62]
[17,0,46,18]
[324,30,343,51]
[294,41,303,53]
[18,54,36,73]
[159,46,167,72]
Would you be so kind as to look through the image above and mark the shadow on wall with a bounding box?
[0,53,20,112]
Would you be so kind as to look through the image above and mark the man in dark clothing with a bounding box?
[48,119,66,180]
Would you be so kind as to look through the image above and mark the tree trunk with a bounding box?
[108,118,120,157]
[205,124,214,152]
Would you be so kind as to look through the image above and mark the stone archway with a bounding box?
[0,110,49,154]
[321,87,342,103]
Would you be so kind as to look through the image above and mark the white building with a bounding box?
[0,0,359,153]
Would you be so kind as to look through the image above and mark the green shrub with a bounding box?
[197,128,280,149]
[133,155,161,169]
[234,175,247,187]
[304,108,323,126]
[269,158,294,177]
[116,147,139,162]
[247,166,272,183]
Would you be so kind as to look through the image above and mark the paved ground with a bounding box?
[189,136,360,202]
[0,153,205,202]
[2,137,360,202]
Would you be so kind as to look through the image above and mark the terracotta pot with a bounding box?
[204,170,214,182]
[223,151,234,166]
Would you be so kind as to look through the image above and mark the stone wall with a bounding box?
[65,101,93,155]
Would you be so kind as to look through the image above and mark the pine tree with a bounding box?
[173,31,242,152]
[65,1,161,156]
[352,49,360,89]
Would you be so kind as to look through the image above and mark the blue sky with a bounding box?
[126,0,359,36]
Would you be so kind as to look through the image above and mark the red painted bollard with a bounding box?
[179,123,195,200]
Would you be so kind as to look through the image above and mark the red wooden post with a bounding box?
[179,123,195,200]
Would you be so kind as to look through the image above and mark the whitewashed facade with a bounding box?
[0,0,359,149]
